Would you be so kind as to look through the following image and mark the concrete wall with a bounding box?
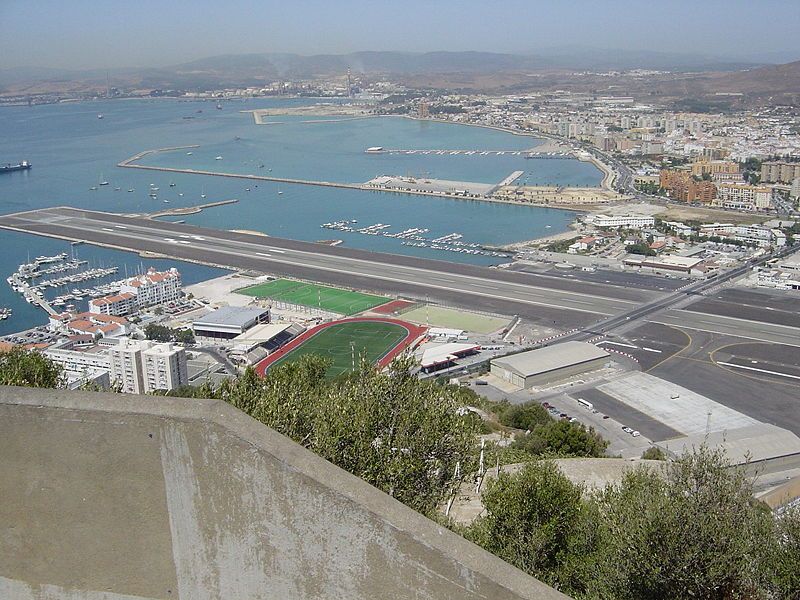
[0,386,568,600]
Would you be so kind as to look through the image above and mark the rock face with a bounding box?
[0,386,567,600]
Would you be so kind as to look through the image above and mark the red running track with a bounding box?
[254,317,428,376]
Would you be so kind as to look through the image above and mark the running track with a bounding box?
[254,317,428,376]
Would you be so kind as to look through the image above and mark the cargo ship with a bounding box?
[1,160,31,173]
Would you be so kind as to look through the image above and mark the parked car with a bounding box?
[631,431,641,437]
[622,426,634,434]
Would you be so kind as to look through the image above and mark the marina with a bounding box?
[320,220,510,258]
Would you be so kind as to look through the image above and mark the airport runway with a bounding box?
[652,310,800,348]
[0,207,650,327]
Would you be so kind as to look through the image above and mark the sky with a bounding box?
[1,0,799,70]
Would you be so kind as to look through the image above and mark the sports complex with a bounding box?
[254,317,428,378]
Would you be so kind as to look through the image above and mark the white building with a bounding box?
[110,339,188,394]
[120,268,182,309]
[44,340,111,383]
[714,183,773,211]
[89,292,137,316]
[698,223,786,248]
[142,343,188,392]
[586,214,656,229]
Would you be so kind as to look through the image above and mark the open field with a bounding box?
[237,279,389,315]
[655,205,768,225]
[262,320,413,378]
[400,304,509,334]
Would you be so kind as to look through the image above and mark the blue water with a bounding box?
[0,98,598,333]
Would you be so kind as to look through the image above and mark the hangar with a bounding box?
[490,341,610,389]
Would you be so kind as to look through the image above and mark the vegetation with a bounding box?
[213,355,476,515]
[144,323,195,345]
[641,446,667,460]
[547,236,581,253]
[492,400,609,459]
[466,447,800,599]
[0,347,64,388]
[627,241,656,256]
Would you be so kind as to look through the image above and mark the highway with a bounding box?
[0,207,653,327]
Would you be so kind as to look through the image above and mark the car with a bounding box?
[569,417,579,423]
[631,431,641,437]
[559,413,568,418]
[622,426,634,434]
[602,415,610,419]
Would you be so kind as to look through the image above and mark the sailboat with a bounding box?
[98,173,109,186]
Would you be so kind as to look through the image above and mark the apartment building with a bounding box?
[715,183,773,211]
[121,267,182,308]
[109,339,187,394]
[761,161,800,184]
[660,170,717,203]
[142,343,188,392]
[88,292,137,316]
[691,159,739,178]
[587,214,656,229]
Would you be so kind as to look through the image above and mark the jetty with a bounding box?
[145,198,239,219]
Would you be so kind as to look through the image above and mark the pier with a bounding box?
[144,198,239,219]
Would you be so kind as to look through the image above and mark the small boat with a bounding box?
[98,174,109,186]
[127,189,134,193]
[89,186,97,191]
[278,191,283,195]
[97,114,104,119]
[114,187,121,191]
[245,188,250,192]
[163,199,170,203]
[169,182,176,187]
[215,156,223,160]
[186,152,193,155]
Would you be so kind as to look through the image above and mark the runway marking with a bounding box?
[256,252,272,257]
[641,347,662,353]
[600,341,638,349]
[716,361,800,381]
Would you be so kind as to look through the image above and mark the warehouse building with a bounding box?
[192,306,270,341]
[490,342,610,389]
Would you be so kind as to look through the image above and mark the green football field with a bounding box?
[269,321,410,377]
[236,279,389,316]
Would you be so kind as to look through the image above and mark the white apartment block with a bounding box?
[44,341,111,381]
[110,339,188,394]
[120,268,182,309]
[143,343,188,392]
[587,214,656,229]
[699,223,786,248]
[89,292,137,316]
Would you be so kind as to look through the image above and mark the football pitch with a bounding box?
[269,321,410,378]
[236,279,390,316]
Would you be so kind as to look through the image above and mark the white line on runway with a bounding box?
[256,252,271,257]
[716,361,800,381]
[599,341,638,349]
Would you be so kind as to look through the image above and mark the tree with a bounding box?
[513,420,608,458]
[0,347,63,388]
[173,328,195,345]
[144,323,173,342]
[596,446,779,599]
[466,461,605,597]
[641,446,667,460]
[216,355,478,516]
[774,508,800,599]
[497,401,551,431]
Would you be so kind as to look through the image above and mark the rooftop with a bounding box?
[492,342,609,378]
[193,305,269,328]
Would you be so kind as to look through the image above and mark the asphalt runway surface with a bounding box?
[647,328,800,436]
[511,263,687,293]
[652,310,800,347]
[602,322,690,371]
[0,207,657,329]
[684,288,800,329]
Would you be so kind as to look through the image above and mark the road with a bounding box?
[0,207,655,327]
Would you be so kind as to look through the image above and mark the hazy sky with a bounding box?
[2,0,799,70]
